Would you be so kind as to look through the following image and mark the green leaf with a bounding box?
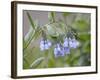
[78,33,90,42]
[27,12,36,29]
[33,27,42,40]
[23,27,42,50]
[72,19,89,31]
[79,54,91,66]
[23,28,34,50]
[23,57,29,69]
[24,12,40,50]
[48,12,56,22]
[58,20,67,33]
[46,25,58,36]
[30,57,45,68]
[48,47,55,67]
[82,40,90,53]
[24,27,35,49]
[23,38,27,50]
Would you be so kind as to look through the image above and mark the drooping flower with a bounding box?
[40,39,52,51]
[63,38,79,49]
[54,43,65,58]
[63,47,70,54]
[63,38,69,47]
[63,38,70,54]
[63,37,79,55]
[69,38,79,48]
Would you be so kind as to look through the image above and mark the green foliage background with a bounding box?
[23,11,91,69]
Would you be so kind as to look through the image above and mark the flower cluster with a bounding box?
[40,37,79,58]
[40,39,52,51]
[54,43,65,58]
[63,38,79,48]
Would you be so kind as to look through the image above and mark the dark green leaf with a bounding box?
[78,34,90,42]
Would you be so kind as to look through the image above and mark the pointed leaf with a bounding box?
[30,57,45,68]
[27,12,35,29]
[23,27,42,50]
[23,27,35,49]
